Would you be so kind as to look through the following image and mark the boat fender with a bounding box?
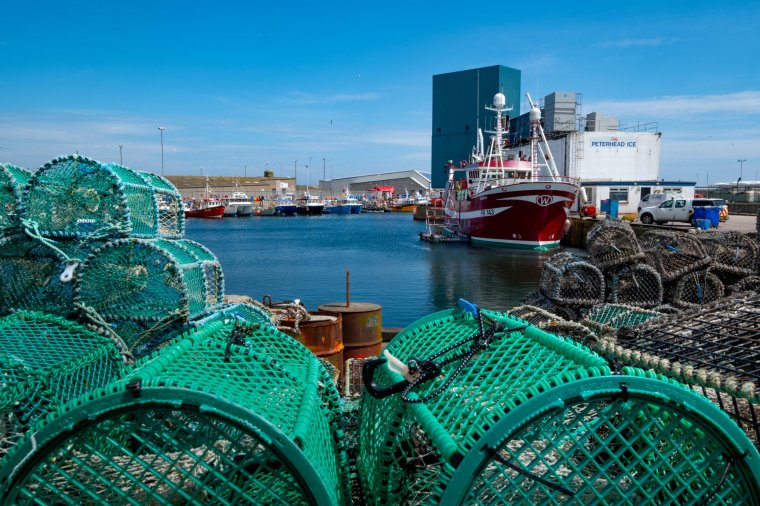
[60,261,80,283]
[564,219,571,233]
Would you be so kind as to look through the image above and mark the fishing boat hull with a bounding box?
[445,180,579,250]
[297,204,325,215]
[253,206,275,216]
[184,203,225,219]
[274,205,298,216]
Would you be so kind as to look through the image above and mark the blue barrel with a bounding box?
[609,199,619,219]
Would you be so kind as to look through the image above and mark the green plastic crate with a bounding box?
[0,311,129,464]
[0,319,347,505]
[359,305,760,505]
[24,154,184,239]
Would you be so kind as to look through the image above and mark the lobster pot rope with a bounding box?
[359,306,760,505]
[585,219,644,270]
[606,262,663,308]
[0,311,128,464]
[667,269,725,309]
[698,230,759,276]
[0,234,75,316]
[539,251,605,306]
[75,238,224,356]
[0,320,347,506]
[24,154,184,240]
[640,230,711,283]
[0,163,33,236]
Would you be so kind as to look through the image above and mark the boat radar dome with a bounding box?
[492,93,506,109]
[529,105,542,122]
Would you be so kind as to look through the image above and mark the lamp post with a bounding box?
[734,177,742,203]
[158,127,166,176]
[323,158,326,182]
[738,159,746,181]
[119,145,123,165]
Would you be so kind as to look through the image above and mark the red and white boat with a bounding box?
[443,92,579,249]
[184,176,225,218]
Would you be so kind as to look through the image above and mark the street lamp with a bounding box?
[734,177,742,203]
[158,127,166,176]
[119,145,123,165]
[738,159,746,180]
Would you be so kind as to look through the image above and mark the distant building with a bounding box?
[318,170,431,196]
[431,65,521,189]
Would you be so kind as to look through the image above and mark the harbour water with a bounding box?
[186,212,563,328]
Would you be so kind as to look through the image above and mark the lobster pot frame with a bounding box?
[639,230,711,283]
[0,234,75,316]
[581,303,662,337]
[667,269,724,308]
[539,252,605,306]
[75,238,224,354]
[585,219,644,270]
[0,311,127,463]
[698,230,759,276]
[359,308,760,505]
[726,275,760,295]
[506,304,597,346]
[607,263,663,308]
[0,163,32,236]
[24,155,184,239]
[612,292,760,447]
[0,320,347,505]
[192,302,275,328]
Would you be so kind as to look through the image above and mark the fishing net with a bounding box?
[0,311,128,463]
[698,230,759,276]
[609,292,760,447]
[639,230,711,283]
[585,219,643,270]
[667,269,725,309]
[581,303,662,338]
[0,319,348,505]
[0,234,76,316]
[606,262,663,308]
[0,163,33,236]
[359,304,760,504]
[24,154,184,240]
[506,304,597,346]
[726,275,760,295]
[75,237,224,355]
[539,251,605,306]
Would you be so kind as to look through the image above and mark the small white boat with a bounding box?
[224,191,254,216]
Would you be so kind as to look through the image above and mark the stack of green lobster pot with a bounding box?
[0,155,348,504]
[360,300,760,504]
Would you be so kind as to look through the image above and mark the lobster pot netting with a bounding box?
[606,263,663,308]
[0,234,75,316]
[585,219,644,270]
[0,320,347,505]
[698,230,759,276]
[75,238,224,355]
[0,163,33,235]
[539,252,605,306]
[727,275,760,295]
[191,302,275,329]
[667,269,725,309]
[359,307,760,505]
[639,230,711,283]
[0,311,128,463]
[611,292,760,447]
[581,303,662,338]
[506,304,597,346]
[24,155,184,239]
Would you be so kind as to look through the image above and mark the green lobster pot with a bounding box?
[24,154,184,239]
[192,302,276,328]
[75,238,224,354]
[0,163,33,236]
[0,320,347,505]
[0,311,128,464]
[0,234,76,316]
[359,305,760,505]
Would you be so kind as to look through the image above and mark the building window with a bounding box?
[609,187,629,202]
[663,187,682,193]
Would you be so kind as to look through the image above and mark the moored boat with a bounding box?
[443,92,579,250]
[184,176,226,218]
[339,190,363,214]
[224,191,254,216]
[274,194,298,216]
[297,192,325,215]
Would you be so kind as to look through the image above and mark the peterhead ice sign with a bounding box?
[591,136,637,148]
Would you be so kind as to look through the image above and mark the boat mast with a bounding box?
[477,93,512,193]
[526,92,561,181]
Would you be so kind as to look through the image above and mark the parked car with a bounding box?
[636,192,683,213]
[638,197,724,225]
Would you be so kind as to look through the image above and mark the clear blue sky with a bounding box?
[2,1,758,186]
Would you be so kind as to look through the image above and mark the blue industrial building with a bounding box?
[431,65,521,188]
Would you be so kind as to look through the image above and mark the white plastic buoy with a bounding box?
[60,262,79,283]
[383,349,416,382]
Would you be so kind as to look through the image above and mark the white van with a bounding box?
[637,192,683,213]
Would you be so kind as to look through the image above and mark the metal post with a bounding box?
[158,127,166,175]
[119,145,123,165]
[738,159,746,181]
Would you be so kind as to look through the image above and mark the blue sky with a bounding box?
[2,1,759,186]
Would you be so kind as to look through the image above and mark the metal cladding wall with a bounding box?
[431,65,521,188]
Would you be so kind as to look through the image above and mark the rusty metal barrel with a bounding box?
[318,301,383,360]
[282,311,344,376]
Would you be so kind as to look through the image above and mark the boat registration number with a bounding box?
[480,209,495,216]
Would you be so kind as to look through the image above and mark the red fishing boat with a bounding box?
[443,92,580,250]
[183,176,225,218]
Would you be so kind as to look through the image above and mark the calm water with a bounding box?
[185,212,563,328]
